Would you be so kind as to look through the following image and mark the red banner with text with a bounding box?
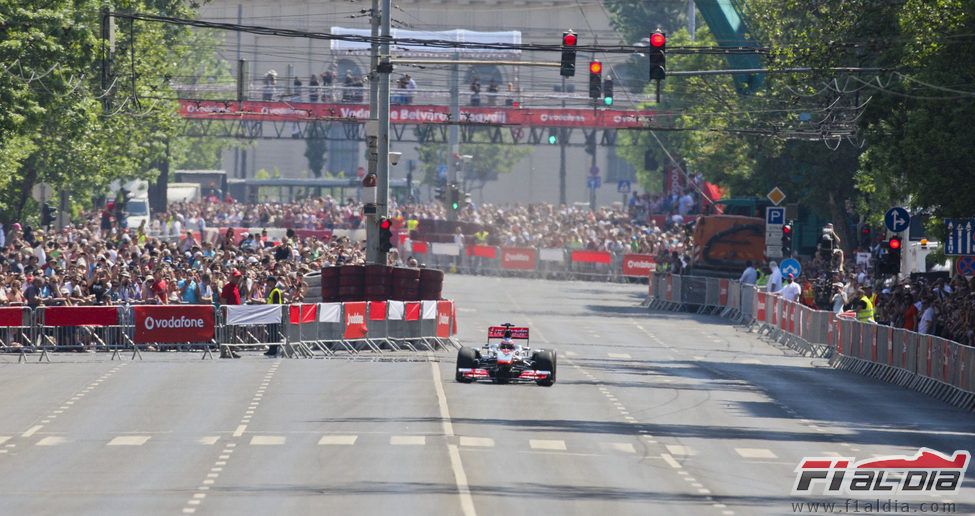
[621,253,656,276]
[436,301,452,338]
[343,301,368,339]
[501,247,535,270]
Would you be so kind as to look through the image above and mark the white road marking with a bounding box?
[602,442,636,454]
[608,353,632,359]
[459,437,495,448]
[0,437,9,446]
[250,436,286,445]
[198,436,220,445]
[390,435,426,446]
[666,445,695,456]
[193,493,206,499]
[740,359,764,364]
[36,437,67,446]
[22,425,43,438]
[735,448,778,459]
[564,351,578,357]
[661,453,682,469]
[431,362,476,516]
[232,425,246,437]
[529,439,567,451]
[108,436,151,446]
[318,435,358,445]
[698,489,711,494]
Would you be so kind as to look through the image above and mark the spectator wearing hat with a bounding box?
[777,273,802,303]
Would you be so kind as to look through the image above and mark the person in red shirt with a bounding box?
[220,270,242,306]
[902,293,919,332]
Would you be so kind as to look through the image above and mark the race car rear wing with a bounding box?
[487,326,529,339]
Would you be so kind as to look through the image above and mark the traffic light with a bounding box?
[378,217,393,254]
[649,31,666,81]
[588,61,602,99]
[560,31,577,77]
[434,184,446,202]
[878,238,902,275]
[548,128,558,145]
[448,184,461,210]
[41,203,57,227]
[781,221,793,251]
[860,226,871,248]
[584,132,596,155]
[602,77,614,105]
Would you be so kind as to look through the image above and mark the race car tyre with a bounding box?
[455,347,477,383]
[534,350,557,386]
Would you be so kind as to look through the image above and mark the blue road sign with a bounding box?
[588,176,601,189]
[589,165,600,177]
[884,207,911,233]
[617,180,631,194]
[766,207,785,226]
[780,258,802,279]
[957,256,975,276]
[437,165,448,179]
[946,218,975,256]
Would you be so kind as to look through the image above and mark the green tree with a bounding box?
[304,128,328,178]
[414,133,530,196]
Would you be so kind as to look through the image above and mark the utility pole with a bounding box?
[365,0,380,263]
[446,49,460,220]
[365,0,392,264]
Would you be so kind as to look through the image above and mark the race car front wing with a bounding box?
[456,368,552,381]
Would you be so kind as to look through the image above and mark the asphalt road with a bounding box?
[0,275,973,516]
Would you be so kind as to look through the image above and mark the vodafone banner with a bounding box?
[501,247,535,270]
[436,301,452,338]
[343,301,368,339]
[571,250,611,264]
[621,253,656,276]
[134,305,214,344]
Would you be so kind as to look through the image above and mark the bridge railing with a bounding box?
[645,273,975,410]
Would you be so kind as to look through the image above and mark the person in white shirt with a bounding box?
[739,260,758,285]
[777,273,802,302]
[918,299,935,335]
[767,261,782,292]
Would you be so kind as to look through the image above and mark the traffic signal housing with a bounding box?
[588,61,602,99]
[548,128,558,145]
[649,31,666,81]
[41,203,57,227]
[379,217,394,254]
[448,184,461,211]
[602,77,614,105]
[434,183,446,202]
[781,221,793,252]
[560,31,577,77]
[860,226,871,248]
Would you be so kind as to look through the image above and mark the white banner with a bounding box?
[421,300,437,320]
[318,303,342,323]
[539,248,565,262]
[431,242,461,256]
[387,301,405,320]
[225,305,281,326]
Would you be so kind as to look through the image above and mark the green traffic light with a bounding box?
[548,135,557,144]
[451,202,459,210]
[603,96,613,105]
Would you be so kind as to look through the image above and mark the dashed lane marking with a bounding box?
[250,436,286,445]
[0,436,9,446]
[107,436,151,446]
[390,435,426,446]
[22,425,43,438]
[459,437,495,448]
[232,425,247,437]
[607,353,632,359]
[735,448,778,459]
[36,437,67,446]
[529,439,567,451]
[318,435,358,445]
[199,436,220,445]
[665,445,695,456]
[661,453,682,469]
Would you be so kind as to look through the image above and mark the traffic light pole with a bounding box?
[447,52,459,221]
[365,0,380,264]
[558,76,566,206]
[366,0,391,264]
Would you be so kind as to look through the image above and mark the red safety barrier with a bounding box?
[756,291,766,322]
[411,241,428,254]
[289,304,318,325]
[501,247,536,270]
[0,307,26,327]
[44,306,118,327]
[368,301,387,321]
[770,296,778,327]
[870,324,878,362]
[621,253,656,276]
[134,305,214,344]
[718,279,728,306]
[436,301,452,338]
[343,301,368,339]
[570,250,611,264]
[665,275,674,303]
[467,245,497,258]
[405,302,421,321]
[787,301,796,334]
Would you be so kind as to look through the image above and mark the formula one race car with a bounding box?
[455,323,556,386]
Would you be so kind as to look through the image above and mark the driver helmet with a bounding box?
[499,336,516,350]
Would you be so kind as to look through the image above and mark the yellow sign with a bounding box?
[767,187,786,206]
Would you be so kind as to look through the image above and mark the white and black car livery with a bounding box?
[455,324,556,386]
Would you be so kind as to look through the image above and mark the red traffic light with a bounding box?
[650,32,666,47]
[380,218,392,230]
[782,225,792,234]
[889,237,901,249]
[563,33,577,46]
[589,61,602,74]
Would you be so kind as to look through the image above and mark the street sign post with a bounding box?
[766,246,783,259]
[884,207,910,233]
[780,258,802,279]
[766,206,785,226]
[587,176,601,189]
[765,206,786,257]
[946,219,975,256]
[766,187,786,206]
[589,165,600,177]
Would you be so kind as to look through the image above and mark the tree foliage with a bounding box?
[414,134,530,194]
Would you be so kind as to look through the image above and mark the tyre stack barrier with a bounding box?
[643,272,975,411]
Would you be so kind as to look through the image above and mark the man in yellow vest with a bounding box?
[854,288,875,323]
[472,229,489,275]
[263,276,285,357]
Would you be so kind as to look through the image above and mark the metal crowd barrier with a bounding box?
[643,273,975,410]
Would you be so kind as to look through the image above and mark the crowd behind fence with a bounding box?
[0,300,457,361]
[645,272,975,410]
